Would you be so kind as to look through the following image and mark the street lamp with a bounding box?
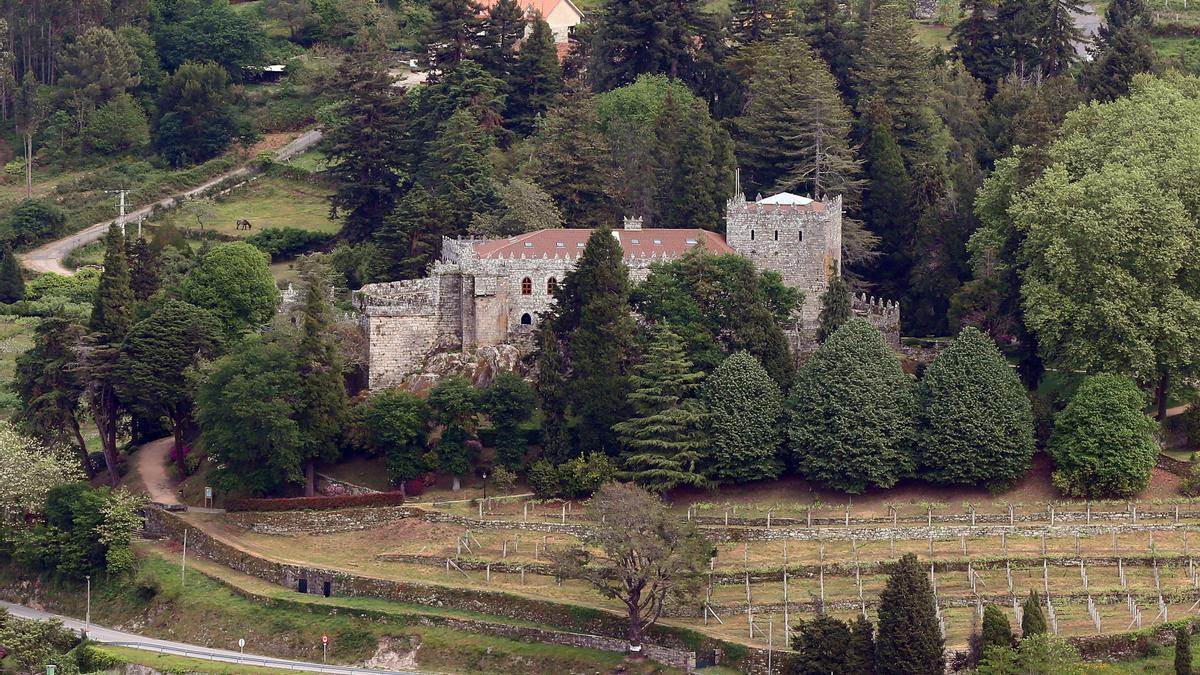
[482,472,488,501]
[84,574,91,633]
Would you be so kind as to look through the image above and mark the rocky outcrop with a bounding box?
[402,343,530,394]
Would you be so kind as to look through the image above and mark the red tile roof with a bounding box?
[471,228,733,260]
[477,0,580,18]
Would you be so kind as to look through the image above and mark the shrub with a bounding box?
[75,643,127,673]
[1048,373,1158,498]
[490,465,517,493]
[1,199,68,249]
[557,452,617,499]
[528,460,561,498]
[1180,463,1200,498]
[701,351,784,484]
[245,227,335,260]
[225,491,406,512]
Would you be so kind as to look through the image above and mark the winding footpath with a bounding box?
[19,129,323,276]
[0,601,425,675]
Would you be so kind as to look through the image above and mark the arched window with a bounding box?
[521,277,532,295]
[520,313,533,325]
[773,230,779,241]
[547,277,558,295]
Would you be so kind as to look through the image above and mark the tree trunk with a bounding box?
[626,599,645,660]
[172,422,187,479]
[398,480,407,498]
[24,132,32,199]
[1157,369,1170,421]
[69,417,94,479]
[305,460,316,497]
[451,475,461,492]
[96,413,120,488]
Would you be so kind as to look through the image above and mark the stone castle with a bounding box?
[355,191,900,389]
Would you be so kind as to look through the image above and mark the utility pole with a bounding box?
[84,574,91,633]
[104,189,130,236]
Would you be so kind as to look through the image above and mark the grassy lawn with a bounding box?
[93,645,312,675]
[165,175,340,238]
[915,22,953,50]
[283,149,328,173]
[0,314,35,416]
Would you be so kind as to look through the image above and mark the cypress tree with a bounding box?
[846,615,876,675]
[507,14,564,136]
[478,0,525,81]
[981,604,1014,651]
[701,352,784,484]
[1176,624,1192,675]
[816,275,852,342]
[481,372,536,469]
[861,107,913,300]
[613,323,709,492]
[790,614,851,674]
[662,98,722,231]
[555,227,635,454]
[534,322,572,463]
[788,319,916,493]
[425,0,486,69]
[127,237,160,303]
[0,245,25,303]
[293,271,349,496]
[428,375,480,491]
[90,223,134,340]
[371,186,446,282]
[916,327,1035,488]
[876,553,945,675]
[1021,590,1047,636]
[1086,0,1154,103]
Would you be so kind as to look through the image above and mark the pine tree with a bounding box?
[737,37,861,201]
[0,245,25,303]
[612,323,709,492]
[371,186,446,282]
[981,604,1014,651]
[729,0,793,46]
[478,0,525,81]
[293,271,349,496]
[788,319,916,493]
[916,326,1035,488]
[803,0,859,97]
[425,0,486,69]
[1086,0,1154,102]
[661,97,722,231]
[589,0,715,91]
[322,51,405,243]
[790,613,851,674]
[554,227,635,454]
[90,223,134,341]
[1021,590,1047,636]
[701,351,784,483]
[996,0,1046,79]
[817,275,852,342]
[846,615,876,675]
[127,237,160,303]
[426,108,498,233]
[876,553,945,675]
[861,107,913,300]
[1176,624,1192,675]
[1038,0,1084,76]
[952,0,1007,96]
[507,14,564,136]
[534,322,572,463]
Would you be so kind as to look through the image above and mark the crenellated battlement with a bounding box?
[852,293,901,349]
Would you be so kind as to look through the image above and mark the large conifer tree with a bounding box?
[817,274,853,343]
[790,614,852,674]
[788,319,916,493]
[534,322,572,463]
[1021,590,1047,636]
[952,0,1007,95]
[427,108,499,232]
[861,106,913,301]
[478,0,525,81]
[425,0,486,69]
[846,616,876,674]
[90,223,134,340]
[729,0,793,46]
[293,271,349,496]
[613,323,709,492]
[589,0,715,91]
[876,553,945,675]
[701,351,783,483]
[0,245,25,303]
[507,14,564,136]
[1086,0,1154,101]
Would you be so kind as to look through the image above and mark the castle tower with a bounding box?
[725,190,843,329]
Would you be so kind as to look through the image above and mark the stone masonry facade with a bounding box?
[356,191,901,389]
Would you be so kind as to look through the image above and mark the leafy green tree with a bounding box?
[1,199,67,249]
[612,324,709,492]
[981,604,1014,651]
[1048,373,1158,498]
[91,223,135,341]
[589,0,716,92]
[788,319,916,493]
[149,0,266,79]
[1177,624,1192,675]
[481,372,536,469]
[428,375,480,490]
[197,337,304,495]
[322,50,405,243]
[977,634,1083,675]
[846,616,876,675]
[470,178,563,237]
[553,227,635,454]
[916,327,1035,488]
[876,553,944,675]
[789,613,851,674]
[701,352,783,484]
[86,93,151,154]
[153,61,246,166]
[14,319,92,477]
[506,13,564,136]
[118,26,166,94]
[424,0,486,68]
[1021,590,1047,636]
[180,242,278,337]
[117,301,223,478]
[354,389,428,491]
[0,245,24,303]
[97,488,145,576]
[0,616,76,674]
[263,0,317,40]
[816,275,852,343]
[17,483,108,578]
[0,422,85,517]
[293,272,350,496]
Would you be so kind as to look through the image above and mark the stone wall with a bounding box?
[852,293,901,349]
[315,473,378,496]
[356,269,466,389]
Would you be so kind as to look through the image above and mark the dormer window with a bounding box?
[653,239,662,245]
[631,238,640,244]
[685,239,697,245]
[576,242,585,247]
[523,242,533,248]
[556,242,565,248]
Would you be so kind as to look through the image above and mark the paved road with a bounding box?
[1075,2,1102,58]
[0,601,424,675]
[19,129,323,276]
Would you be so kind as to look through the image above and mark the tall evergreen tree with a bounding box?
[790,613,851,674]
[817,274,852,342]
[507,14,564,136]
[996,0,1047,79]
[321,50,405,243]
[589,0,716,91]
[1038,0,1085,76]
[788,319,916,493]
[1176,624,1192,675]
[534,321,572,463]
[371,186,446,282]
[876,553,945,675]
[424,0,486,69]
[293,271,349,496]
[14,318,92,477]
[916,327,1035,488]
[660,96,723,231]
[613,323,709,492]
[952,0,1007,96]
[729,0,793,46]
[981,604,1014,651]
[861,106,913,301]
[127,237,160,303]
[701,352,784,483]
[1086,0,1154,102]
[803,0,859,98]
[846,616,876,675]
[0,245,25,303]
[553,227,635,454]
[91,224,135,340]
[1021,590,1047,636]
[428,375,480,490]
[426,108,498,234]
[481,372,536,469]
[478,0,525,81]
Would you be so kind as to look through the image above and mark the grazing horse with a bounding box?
[236,218,253,231]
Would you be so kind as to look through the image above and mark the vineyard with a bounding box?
[194,494,1200,653]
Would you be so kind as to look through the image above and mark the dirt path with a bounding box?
[137,437,180,505]
[19,129,322,276]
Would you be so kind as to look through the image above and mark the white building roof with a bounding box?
[759,192,814,205]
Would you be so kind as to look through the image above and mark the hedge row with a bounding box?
[225,491,406,512]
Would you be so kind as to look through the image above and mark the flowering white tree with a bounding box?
[0,421,85,519]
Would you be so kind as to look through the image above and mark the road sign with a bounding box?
[321,634,329,645]
[238,639,245,649]
[205,487,213,498]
